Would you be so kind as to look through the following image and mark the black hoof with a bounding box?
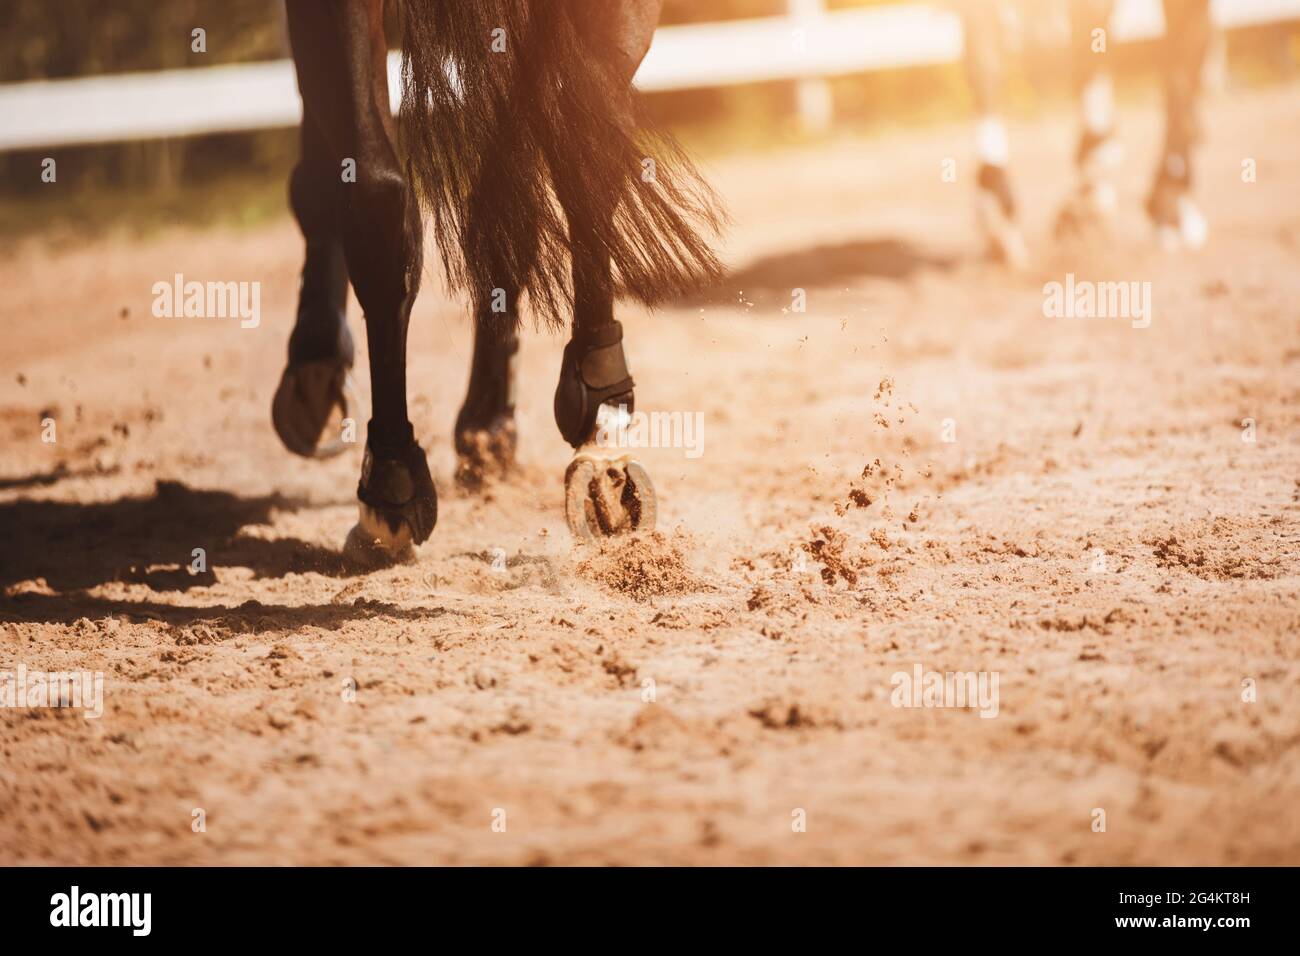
[272,359,363,459]
[454,415,518,490]
[352,437,438,551]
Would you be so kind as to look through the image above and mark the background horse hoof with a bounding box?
[272,359,363,459]
[564,455,657,543]
[454,417,517,491]
[344,503,416,566]
[1052,185,1116,243]
[1155,196,1208,252]
[975,195,1029,271]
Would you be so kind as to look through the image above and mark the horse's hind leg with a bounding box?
[454,317,520,490]
[286,0,436,555]
[454,136,526,492]
[553,214,657,543]
[551,0,663,541]
[271,108,363,458]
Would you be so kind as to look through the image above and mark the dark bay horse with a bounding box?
[270,0,723,555]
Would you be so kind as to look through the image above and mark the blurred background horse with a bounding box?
[959,0,1215,267]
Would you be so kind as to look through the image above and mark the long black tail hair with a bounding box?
[398,0,725,331]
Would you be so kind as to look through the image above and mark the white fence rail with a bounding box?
[0,0,1296,151]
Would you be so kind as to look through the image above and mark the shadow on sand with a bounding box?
[0,479,355,597]
[0,480,455,630]
[681,236,959,308]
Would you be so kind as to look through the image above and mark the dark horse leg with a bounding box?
[451,0,669,532]
[396,0,720,540]
[453,122,526,492]
[451,3,658,495]
[271,107,360,458]
[453,319,520,490]
[285,0,436,555]
[552,0,662,540]
[451,1,663,492]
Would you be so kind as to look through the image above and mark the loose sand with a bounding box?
[1,85,1297,864]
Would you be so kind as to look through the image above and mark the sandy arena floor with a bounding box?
[1,84,1298,865]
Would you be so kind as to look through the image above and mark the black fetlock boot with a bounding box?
[553,320,635,450]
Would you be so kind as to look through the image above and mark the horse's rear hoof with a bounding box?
[272,359,363,459]
[1153,196,1208,252]
[564,453,657,543]
[454,417,518,491]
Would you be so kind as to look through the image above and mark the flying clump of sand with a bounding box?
[576,530,707,602]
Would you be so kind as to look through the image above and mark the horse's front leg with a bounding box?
[271,107,363,459]
[454,319,520,491]
[286,0,436,556]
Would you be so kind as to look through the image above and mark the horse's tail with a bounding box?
[398,0,725,331]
